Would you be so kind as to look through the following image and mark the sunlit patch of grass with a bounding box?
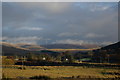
[2,65,119,79]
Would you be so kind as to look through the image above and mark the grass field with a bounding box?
[2,65,120,79]
[47,48,99,51]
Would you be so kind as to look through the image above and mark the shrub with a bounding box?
[17,67,26,70]
[2,59,15,65]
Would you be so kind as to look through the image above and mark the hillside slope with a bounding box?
[93,41,120,63]
[16,43,45,51]
[1,42,30,56]
[1,42,59,56]
[101,41,120,50]
[42,44,87,49]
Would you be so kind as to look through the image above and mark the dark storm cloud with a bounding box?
[2,2,118,45]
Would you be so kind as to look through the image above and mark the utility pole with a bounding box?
[100,56,102,63]
[107,54,110,63]
[22,56,25,70]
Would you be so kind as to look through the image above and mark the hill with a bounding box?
[42,44,87,49]
[16,43,45,51]
[1,42,30,56]
[1,42,59,56]
[93,41,120,63]
[101,41,120,50]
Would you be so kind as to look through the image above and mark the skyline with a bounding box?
[2,2,118,45]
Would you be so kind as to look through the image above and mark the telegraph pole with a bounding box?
[22,56,25,70]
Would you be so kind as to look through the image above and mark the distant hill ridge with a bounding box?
[1,42,30,56]
[0,42,29,50]
[41,44,99,49]
[1,42,100,50]
[16,43,45,51]
[101,41,120,50]
[94,41,120,55]
[1,42,59,56]
[93,41,120,63]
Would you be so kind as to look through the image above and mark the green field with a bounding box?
[2,65,120,79]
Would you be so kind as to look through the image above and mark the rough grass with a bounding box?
[47,48,97,51]
[2,65,120,79]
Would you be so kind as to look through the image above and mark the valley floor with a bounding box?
[2,65,120,79]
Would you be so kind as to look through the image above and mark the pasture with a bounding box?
[2,65,120,79]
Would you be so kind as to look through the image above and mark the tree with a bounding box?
[61,51,74,63]
[55,54,62,62]
[38,53,53,62]
[74,53,82,60]
[27,53,37,61]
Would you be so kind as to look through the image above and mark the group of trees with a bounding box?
[17,52,76,63]
[3,48,120,65]
[4,51,93,64]
[26,53,54,62]
[26,51,95,63]
[92,49,120,64]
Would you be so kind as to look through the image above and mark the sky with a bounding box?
[2,2,118,45]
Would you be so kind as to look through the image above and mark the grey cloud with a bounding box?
[18,27,43,31]
[2,36,42,44]
[17,2,72,13]
[2,3,32,27]
[2,2,118,45]
[52,39,114,45]
[52,39,86,45]
[58,32,79,37]
[85,33,106,38]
